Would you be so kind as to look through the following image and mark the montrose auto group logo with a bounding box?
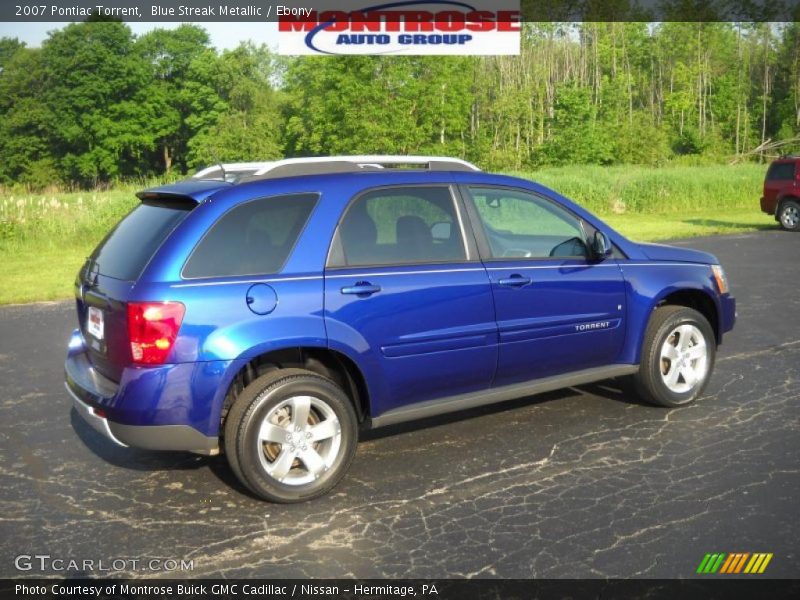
[277,1,521,56]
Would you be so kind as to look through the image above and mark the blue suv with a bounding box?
[65,156,736,502]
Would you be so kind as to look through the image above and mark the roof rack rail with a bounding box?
[192,155,481,182]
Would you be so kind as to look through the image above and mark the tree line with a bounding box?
[0,20,798,187]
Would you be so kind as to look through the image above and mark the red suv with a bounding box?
[761,156,800,231]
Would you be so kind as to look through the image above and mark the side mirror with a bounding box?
[431,222,451,241]
[592,231,613,260]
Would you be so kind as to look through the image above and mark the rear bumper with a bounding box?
[65,330,220,455]
[67,379,218,454]
[65,380,128,447]
[760,196,776,215]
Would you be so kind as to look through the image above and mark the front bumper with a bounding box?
[720,294,736,336]
[65,331,219,455]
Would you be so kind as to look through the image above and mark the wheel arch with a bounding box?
[218,346,371,433]
[776,195,800,222]
[652,288,720,344]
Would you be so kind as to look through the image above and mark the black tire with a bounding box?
[778,199,800,231]
[633,306,716,407]
[223,368,358,503]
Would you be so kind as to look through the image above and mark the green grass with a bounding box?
[513,163,765,214]
[0,164,773,305]
[601,208,773,241]
[2,246,89,303]
[0,190,137,304]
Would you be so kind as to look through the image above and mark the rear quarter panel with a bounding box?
[135,176,347,364]
[133,173,413,428]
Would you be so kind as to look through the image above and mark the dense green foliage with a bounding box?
[0,22,284,186]
[0,22,798,187]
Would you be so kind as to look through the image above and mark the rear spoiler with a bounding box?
[136,179,232,204]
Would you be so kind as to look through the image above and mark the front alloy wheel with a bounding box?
[659,324,709,394]
[224,369,357,502]
[633,306,716,407]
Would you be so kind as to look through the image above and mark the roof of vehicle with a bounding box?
[139,156,484,203]
[192,155,481,183]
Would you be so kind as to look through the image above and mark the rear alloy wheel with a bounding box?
[778,199,800,231]
[633,306,716,407]
[224,369,357,502]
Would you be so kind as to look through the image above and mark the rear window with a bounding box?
[90,200,192,281]
[182,193,318,279]
[767,162,796,181]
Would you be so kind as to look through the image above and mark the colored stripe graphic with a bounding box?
[711,553,726,573]
[734,553,750,573]
[758,553,773,573]
[697,554,713,573]
[720,553,738,573]
[700,553,726,573]
[744,554,768,573]
[698,552,773,574]
[744,554,759,573]
[720,553,736,573]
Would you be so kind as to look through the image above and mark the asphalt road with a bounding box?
[1,230,798,579]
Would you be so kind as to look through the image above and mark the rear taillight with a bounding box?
[127,302,185,365]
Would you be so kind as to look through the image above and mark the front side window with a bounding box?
[467,187,589,259]
[333,186,467,267]
[182,193,318,279]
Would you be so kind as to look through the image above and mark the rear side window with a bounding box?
[766,162,796,181]
[90,201,192,281]
[332,186,467,267]
[182,193,318,279]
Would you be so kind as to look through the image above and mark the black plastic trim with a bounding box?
[108,422,218,455]
[370,364,639,428]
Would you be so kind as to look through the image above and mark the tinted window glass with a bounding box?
[767,162,796,181]
[183,193,318,278]
[90,201,192,281]
[468,187,589,259]
[337,187,466,267]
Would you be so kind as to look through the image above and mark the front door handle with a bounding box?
[341,282,381,296]
[498,274,532,287]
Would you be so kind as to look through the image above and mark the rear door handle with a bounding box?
[341,282,381,296]
[498,274,532,287]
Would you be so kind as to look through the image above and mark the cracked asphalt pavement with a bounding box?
[1,230,797,579]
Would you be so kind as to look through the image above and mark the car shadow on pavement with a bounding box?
[69,407,271,498]
[360,388,571,441]
[69,408,210,471]
[362,376,646,442]
[574,378,652,407]
[682,218,775,231]
[69,377,651,499]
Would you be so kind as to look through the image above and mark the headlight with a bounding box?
[711,265,729,295]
